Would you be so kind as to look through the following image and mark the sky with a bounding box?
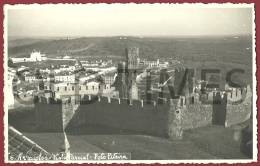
[6,4,254,37]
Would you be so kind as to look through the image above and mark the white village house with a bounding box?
[11,51,47,63]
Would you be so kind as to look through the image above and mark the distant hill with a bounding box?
[8,38,49,48]
[8,36,252,66]
[8,36,253,85]
[8,37,176,60]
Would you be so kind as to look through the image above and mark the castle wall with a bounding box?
[53,83,113,99]
[225,103,251,127]
[66,95,215,138]
[34,85,252,138]
[168,99,183,139]
[7,71,15,108]
[34,96,63,132]
[74,96,170,137]
[181,104,212,130]
[225,85,252,127]
[62,96,85,129]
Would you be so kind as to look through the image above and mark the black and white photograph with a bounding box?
[4,3,257,163]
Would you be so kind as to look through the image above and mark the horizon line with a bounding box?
[8,34,252,39]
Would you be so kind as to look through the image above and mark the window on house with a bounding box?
[72,86,74,91]
[65,87,67,91]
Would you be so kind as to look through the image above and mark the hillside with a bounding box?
[8,36,253,86]
[8,36,252,65]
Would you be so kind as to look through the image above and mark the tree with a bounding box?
[8,58,15,68]
[35,69,42,79]
[95,75,104,84]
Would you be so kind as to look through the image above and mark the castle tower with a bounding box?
[146,70,152,104]
[114,62,128,99]
[126,47,139,70]
[73,64,82,103]
[212,91,227,125]
[187,68,195,95]
[131,82,139,100]
[168,98,183,140]
[158,68,175,104]
[158,69,168,103]
[45,67,55,97]
[125,47,139,101]
[173,67,190,97]
[35,69,44,91]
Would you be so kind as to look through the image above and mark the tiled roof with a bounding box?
[8,126,52,160]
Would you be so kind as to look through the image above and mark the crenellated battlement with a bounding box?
[34,95,62,104]
[35,93,184,108]
[78,94,175,109]
[34,86,252,137]
[34,84,251,110]
[226,86,249,102]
